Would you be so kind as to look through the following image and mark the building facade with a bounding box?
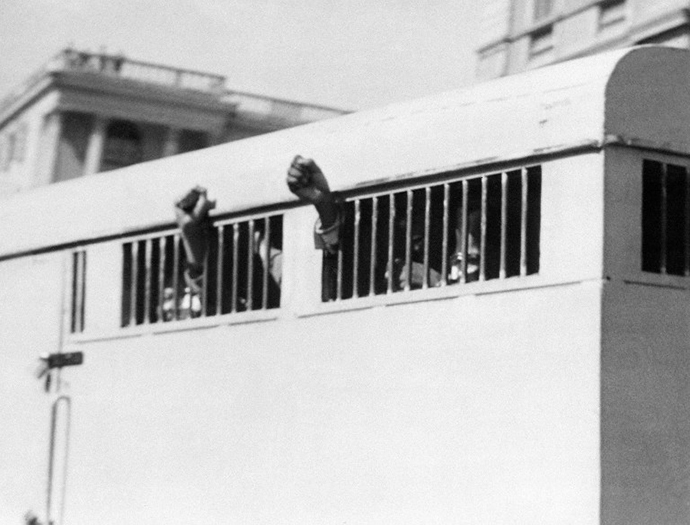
[476,0,690,80]
[0,48,347,198]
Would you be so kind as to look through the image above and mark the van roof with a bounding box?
[2,46,689,258]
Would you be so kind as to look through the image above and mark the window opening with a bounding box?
[13,122,28,162]
[322,166,541,302]
[642,160,689,275]
[0,135,6,171]
[533,0,553,21]
[599,0,626,29]
[121,214,282,327]
[70,250,87,333]
[529,26,554,58]
[101,120,142,171]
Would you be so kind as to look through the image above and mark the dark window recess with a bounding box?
[101,120,142,172]
[322,166,541,301]
[642,159,689,275]
[533,0,553,21]
[599,0,626,29]
[178,129,209,154]
[529,26,554,58]
[70,250,87,333]
[121,215,282,328]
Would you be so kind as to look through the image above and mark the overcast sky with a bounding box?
[0,0,480,111]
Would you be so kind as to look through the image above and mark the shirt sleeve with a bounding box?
[313,212,341,253]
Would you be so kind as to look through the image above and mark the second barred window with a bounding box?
[122,214,283,327]
[322,166,542,301]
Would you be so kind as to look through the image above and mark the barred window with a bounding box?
[322,167,541,301]
[71,250,87,333]
[642,160,689,275]
[121,214,282,327]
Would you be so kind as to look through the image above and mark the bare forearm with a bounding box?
[314,195,338,229]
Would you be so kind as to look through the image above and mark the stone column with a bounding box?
[84,116,107,175]
[163,127,180,157]
[34,111,63,187]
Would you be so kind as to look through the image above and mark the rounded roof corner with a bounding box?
[604,46,690,150]
[3,46,690,257]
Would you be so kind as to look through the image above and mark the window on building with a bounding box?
[101,120,142,171]
[121,214,282,327]
[179,129,209,154]
[4,133,16,170]
[0,122,29,171]
[599,0,626,29]
[71,250,87,333]
[642,160,689,276]
[533,0,553,22]
[529,26,554,58]
[13,122,27,162]
[0,135,7,172]
[321,167,542,302]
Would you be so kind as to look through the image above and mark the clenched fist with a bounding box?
[286,156,333,205]
[175,186,216,276]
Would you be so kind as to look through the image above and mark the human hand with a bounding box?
[286,156,332,205]
[175,186,215,229]
[175,186,216,269]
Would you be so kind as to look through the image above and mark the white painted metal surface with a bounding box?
[1,46,688,258]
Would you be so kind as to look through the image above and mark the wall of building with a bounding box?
[476,0,690,80]
[599,146,690,523]
[0,153,607,523]
[0,252,65,522]
[0,92,61,195]
[601,281,690,524]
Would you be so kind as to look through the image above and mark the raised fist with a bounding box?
[174,186,215,231]
[175,186,216,273]
[286,156,332,205]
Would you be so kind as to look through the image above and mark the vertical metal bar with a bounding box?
[247,220,255,310]
[660,163,668,274]
[216,225,224,314]
[336,236,344,300]
[479,176,487,281]
[79,251,86,332]
[158,236,167,322]
[422,186,431,289]
[144,238,152,324]
[72,253,79,333]
[71,253,78,333]
[231,223,239,312]
[201,252,209,317]
[500,172,508,279]
[73,252,84,333]
[520,169,528,277]
[369,197,378,296]
[460,180,468,284]
[353,200,361,298]
[172,234,180,320]
[262,219,270,309]
[404,190,413,292]
[130,241,139,326]
[70,253,77,334]
[46,396,71,525]
[686,169,690,276]
[387,195,395,294]
[441,184,449,286]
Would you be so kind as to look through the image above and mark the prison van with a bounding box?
[1,46,689,525]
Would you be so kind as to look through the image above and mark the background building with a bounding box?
[0,48,347,198]
[476,0,690,80]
